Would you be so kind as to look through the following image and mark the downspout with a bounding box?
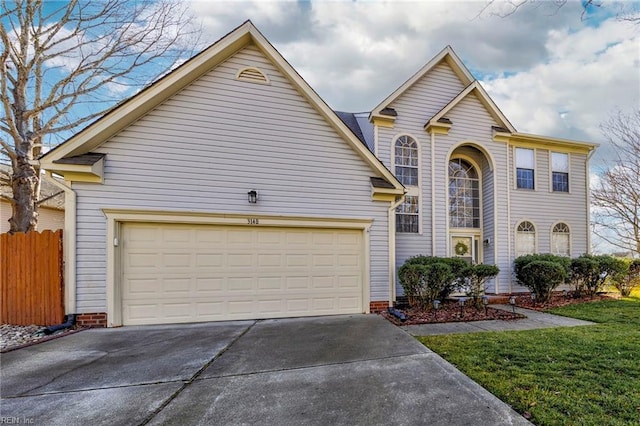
[585,148,596,254]
[388,194,406,306]
[44,171,77,315]
[506,144,512,293]
[44,314,76,335]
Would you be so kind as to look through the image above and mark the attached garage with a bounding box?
[41,22,404,327]
[119,222,366,325]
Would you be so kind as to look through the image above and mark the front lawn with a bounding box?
[419,290,640,425]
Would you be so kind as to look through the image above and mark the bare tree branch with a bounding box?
[1,0,201,232]
[592,109,640,256]
[476,0,637,22]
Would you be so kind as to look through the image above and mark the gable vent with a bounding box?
[236,67,270,84]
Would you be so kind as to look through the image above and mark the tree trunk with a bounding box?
[9,156,38,233]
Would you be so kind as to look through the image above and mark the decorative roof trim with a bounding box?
[425,81,517,133]
[369,46,474,120]
[40,20,403,193]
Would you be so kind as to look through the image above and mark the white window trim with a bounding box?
[550,221,572,256]
[448,154,483,231]
[391,133,422,234]
[515,219,538,257]
[549,151,571,194]
[513,146,537,191]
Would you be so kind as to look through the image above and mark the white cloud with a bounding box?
[186,1,639,163]
[481,18,639,155]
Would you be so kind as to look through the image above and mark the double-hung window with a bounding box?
[551,152,569,192]
[515,148,535,189]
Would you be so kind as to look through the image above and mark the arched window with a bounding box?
[516,221,536,257]
[395,135,419,233]
[449,158,479,228]
[551,222,570,256]
[394,136,418,186]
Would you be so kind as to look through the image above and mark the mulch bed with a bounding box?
[381,292,621,326]
[381,301,525,326]
[511,292,619,311]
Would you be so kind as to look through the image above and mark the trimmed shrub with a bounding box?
[398,260,455,308]
[569,256,600,297]
[421,262,455,306]
[572,254,627,297]
[403,255,467,300]
[462,264,500,308]
[611,258,640,297]
[518,260,567,303]
[514,253,570,280]
[397,263,425,307]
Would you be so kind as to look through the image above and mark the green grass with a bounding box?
[419,289,640,425]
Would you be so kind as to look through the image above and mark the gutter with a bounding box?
[43,171,77,315]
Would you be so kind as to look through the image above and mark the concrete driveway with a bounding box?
[1,315,530,425]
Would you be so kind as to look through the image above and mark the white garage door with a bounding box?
[121,223,364,325]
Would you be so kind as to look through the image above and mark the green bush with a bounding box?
[397,263,425,307]
[403,255,467,300]
[569,256,600,297]
[571,254,627,297]
[514,253,570,280]
[611,258,640,297]
[462,264,500,308]
[518,260,567,303]
[398,260,455,308]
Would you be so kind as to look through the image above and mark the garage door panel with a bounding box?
[121,223,364,325]
[196,278,224,292]
[195,253,223,267]
[258,277,283,290]
[163,253,191,268]
[127,252,158,268]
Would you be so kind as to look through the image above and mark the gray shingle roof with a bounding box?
[335,111,367,145]
[370,176,396,189]
[53,152,105,165]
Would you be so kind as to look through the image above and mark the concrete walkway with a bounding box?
[402,305,595,336]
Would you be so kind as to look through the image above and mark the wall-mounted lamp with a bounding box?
[483,238,491,247]
[247,190,258,204]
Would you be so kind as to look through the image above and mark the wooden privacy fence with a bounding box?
[1,230,64,326]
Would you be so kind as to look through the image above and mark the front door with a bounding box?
[451,235,478,264]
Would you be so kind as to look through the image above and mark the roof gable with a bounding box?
[370,46,474,120]
[41,21,403,193]
[426,81,517,132]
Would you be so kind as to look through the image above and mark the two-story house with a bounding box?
[339,47,597,296]
[40,21,596,326]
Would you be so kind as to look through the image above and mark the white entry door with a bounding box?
[450,235,479,264]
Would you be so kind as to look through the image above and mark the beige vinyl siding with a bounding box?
[37,207,64,231]
[0,200,10,233]
[377,63,465,295]
[434,95,508,292]
[0,201,64,233]
[510,150,590,292]
[71,44,390,313]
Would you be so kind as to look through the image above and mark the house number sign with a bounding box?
[247,218,260,225]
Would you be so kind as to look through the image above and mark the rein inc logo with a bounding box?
[0,417,34,424]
